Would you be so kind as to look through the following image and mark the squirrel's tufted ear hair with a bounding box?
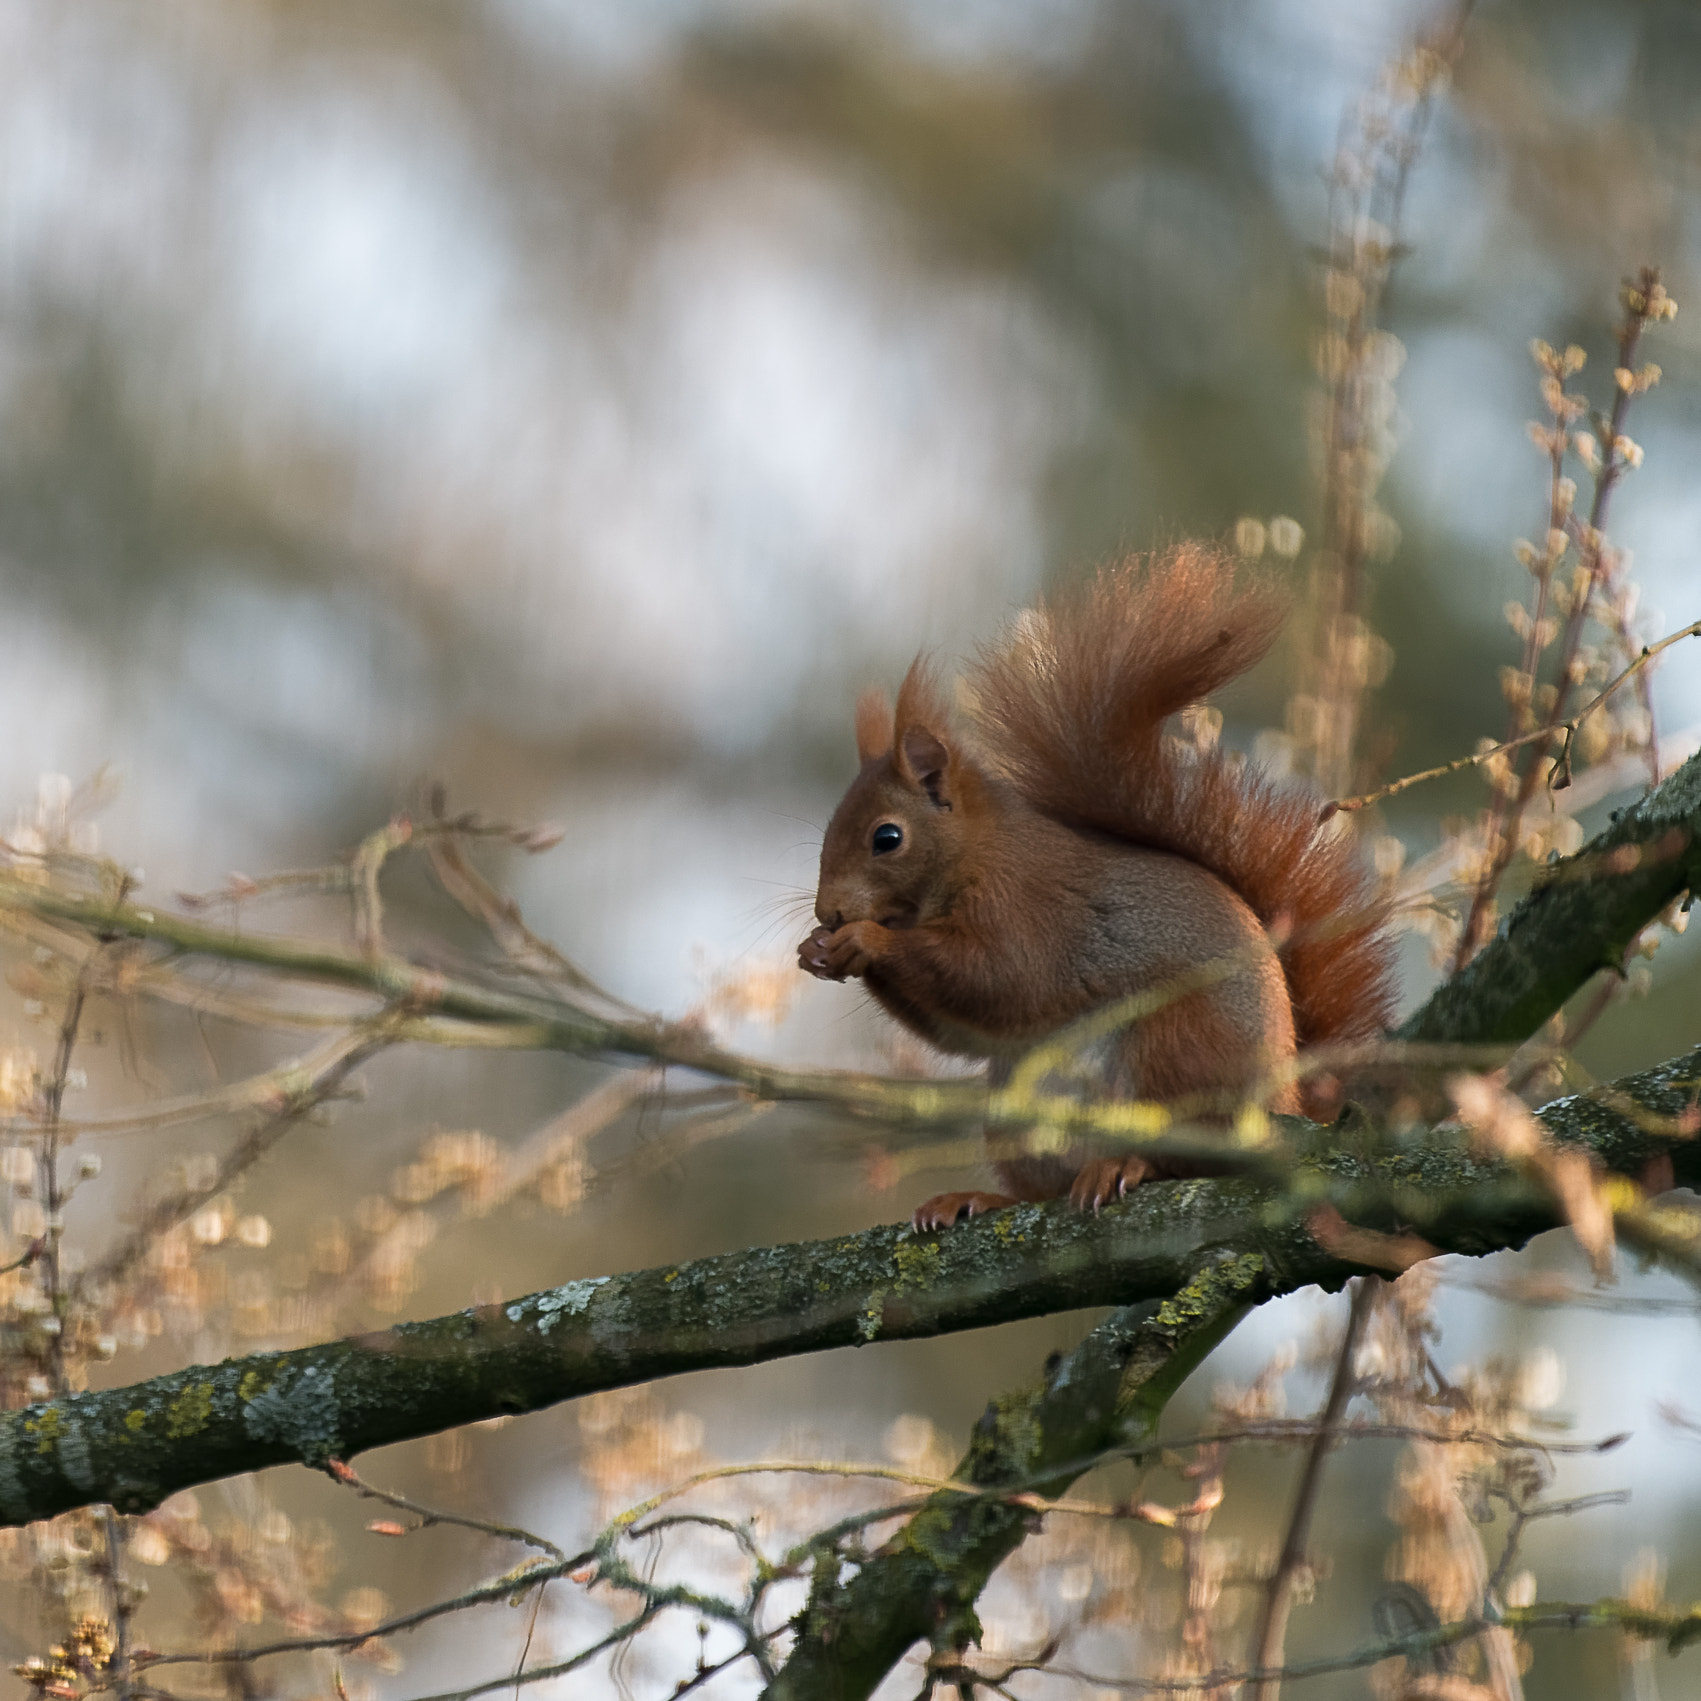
[893,656,952,737]
[854,687,894,765]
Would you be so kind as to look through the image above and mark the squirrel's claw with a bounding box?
[911,1191,1018,1232]
[1068,1156,1153,1214]
[797,926,840,980]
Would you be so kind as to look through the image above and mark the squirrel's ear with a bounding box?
[897,724,953,806]
[893,657,956,806]
[854,687,894,764]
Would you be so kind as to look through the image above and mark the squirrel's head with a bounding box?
[814,659,986,931]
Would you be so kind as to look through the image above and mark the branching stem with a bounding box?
[1247,1277,1377,1700]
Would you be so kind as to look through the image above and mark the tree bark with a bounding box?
[2,1043,1696,1531]
[1400,746,1701,1046]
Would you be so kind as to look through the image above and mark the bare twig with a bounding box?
[424,801,636,1016]
[349,815,415,959]
[1040,1595,1701,1692]
[597,1418,1622,1564]
[0,1239,43,1276]
[1303,2,1473,796]
[323,1457,566,1560]
[1456,270,1675,967]
[74,1025,395,1298]
[99,1508,136,1701]
[137,1553,589,1669]
[390,1609,671,1701]
[1488,1490,1629,1603]
[38,954,97,1390]
[1326,618,1701,816]
[1248,1277,1378,1701]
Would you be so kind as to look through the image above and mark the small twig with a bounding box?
[350,815,415,959]
[628,1510,768,1570]
[138,1551,589,1668]
[99,1508,136,1701]
[424,790,637,1015]
[591,1417,1622,1570]
[176,863,359,911]
[1439,1272,1698,1315]
[1455,269,1672,968]
[1248,1278,1378,1701]
[395,1605,770,1701]
[0,1238,43,1275]
[75,1025,394,1299]
[1042,1594,1701,1692]
[1488,1490,1629,1602]
[0,1044,372,1139]
[622,1510,784,1684]
[1327,618,1701,816]
[39,952,98,1391]
[323,1457,565,1560]
[664,1642,767,1699]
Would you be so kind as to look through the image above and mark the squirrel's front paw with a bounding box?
[799,920,887,981]
[798,926,839,980]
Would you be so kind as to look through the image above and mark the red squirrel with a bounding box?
[797,542,1396,1230]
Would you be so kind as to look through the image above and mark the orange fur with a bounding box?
[853,687,894,763]
[799,541,1398,1222]
[969,543,1396,1081]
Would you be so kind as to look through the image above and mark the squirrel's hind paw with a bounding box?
[1068,1156,1153,1214]
[911,1191,1017,1232]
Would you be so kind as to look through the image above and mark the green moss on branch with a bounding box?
[1,1045,1695,1531]
[1401,747,1701,1047]
[766,1265,1255,1701]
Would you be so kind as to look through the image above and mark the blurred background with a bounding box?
[2,0,1701,1695]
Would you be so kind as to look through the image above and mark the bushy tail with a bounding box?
[969,542,1395,1059]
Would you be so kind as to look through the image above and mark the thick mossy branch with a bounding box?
[1401,745,1701,1047]
[760,756,1701,1698]
[765,1264,1255,1701]
[2,1046,1695,1532]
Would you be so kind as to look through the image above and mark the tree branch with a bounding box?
[764,1263,1255,1700]
[1,1044,1695,1531]
[1,716,1694,1695]
[9,744,1697,1130]
[763,741,1701,1697]
[1401,745,1701,1047]
[1247,1277,1377,1700]
[1044,1596,1701,1692]
[0,744,1685,1214]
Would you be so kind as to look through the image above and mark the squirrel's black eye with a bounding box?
[872,822,903,855]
